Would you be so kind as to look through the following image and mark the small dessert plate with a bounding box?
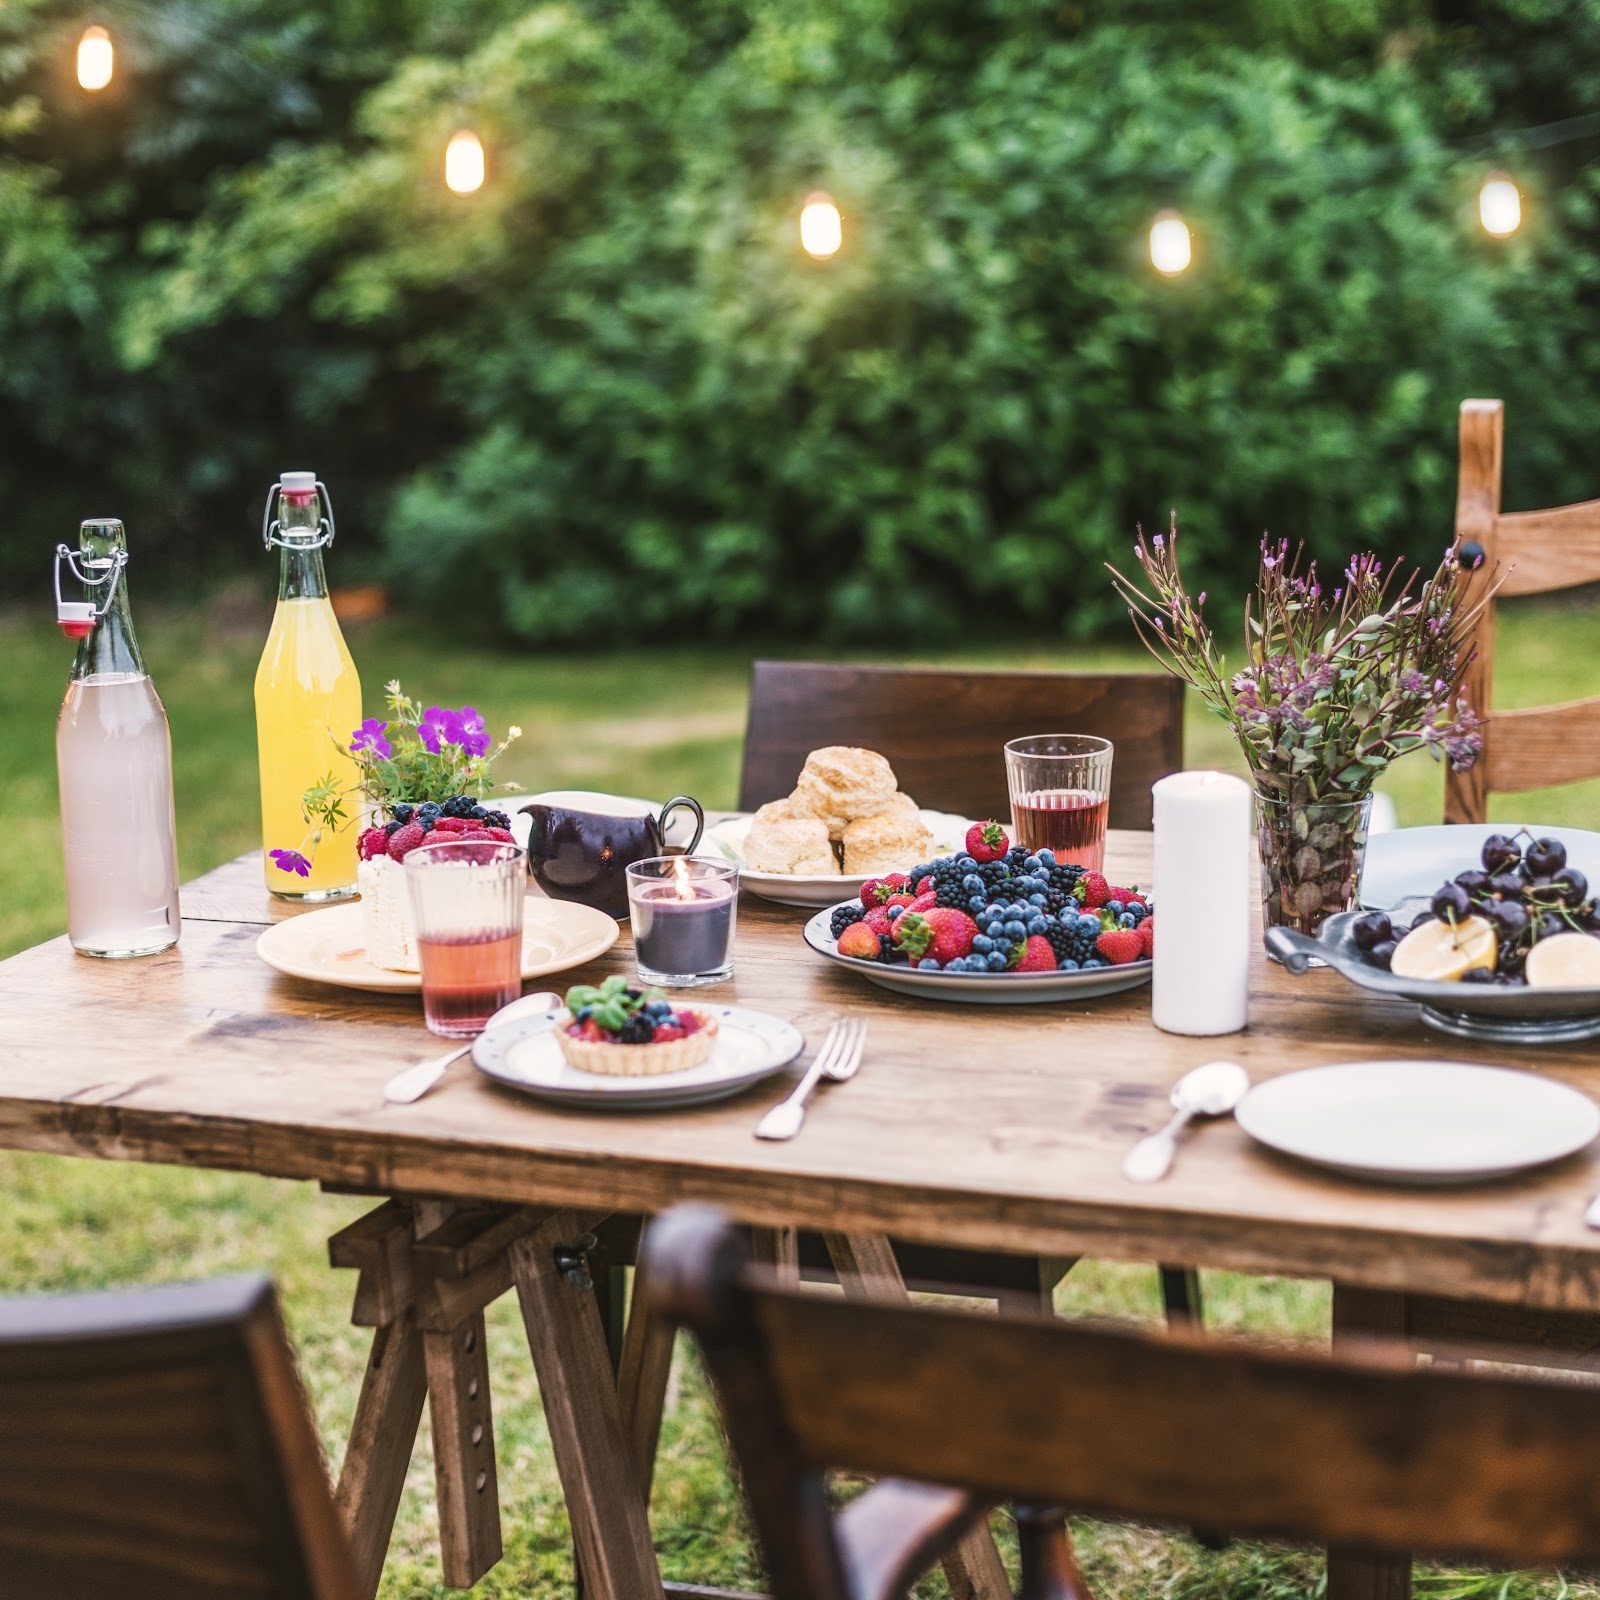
[256,899,619,993]
[472,1005,804,1110]
[706,810,971,908]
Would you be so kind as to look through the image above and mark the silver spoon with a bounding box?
[1122,1060,1251,1183]
[383,990,559,1104]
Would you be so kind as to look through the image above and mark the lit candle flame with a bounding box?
[672,856,696,902]
[76,25,114,92]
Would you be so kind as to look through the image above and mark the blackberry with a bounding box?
[1047,863,1084,893]
[877,934,899,963]
[1044,923,1078,962]
[619,1015,654,1044]
[486,810,512,830]
[830,904,866,939]
[1044,889,1068,914]
[442,795,473,819]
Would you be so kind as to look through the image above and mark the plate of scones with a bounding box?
[705,746,970,908]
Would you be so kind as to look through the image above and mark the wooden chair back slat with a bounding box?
[0,1275,360,1600]
[646,1206,1600,1600]
[1497,502,1600,596]
[1446,398,1600,822]
[739,661,1183,831]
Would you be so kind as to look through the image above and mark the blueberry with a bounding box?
[1078,915,1101,933]
[470,804,489,819]
[968,895,986,913]
[887,905,903,920]
[973,934,994,954]
[986,951,1008,970]
[1028,893,1046,907]
[1105,899,1124,916]
[1003,920,1027,940]
[963,873,984,891]
[956,855,977,871]
[385,820,402,836]
[1059,957,1080,971]
[918,958,940,970]
[392,803,415,824]
[1037,849,1055,866]
[1084,956,1107,968]
[646,1000,672,1017]
[417,801,442,822]
[576,1006,593,1021]
[1063,897,1080,913]
[1119,912,1137,928]
[1027,916,1048,935]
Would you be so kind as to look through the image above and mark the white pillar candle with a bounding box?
[1152,770,1253,1036]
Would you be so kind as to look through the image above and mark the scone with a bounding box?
[880,791,918,818]
[791,746,898,837]
[841,809,937,876]
[744,813,839,876]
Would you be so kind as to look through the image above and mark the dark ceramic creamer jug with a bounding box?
[522,793,705,920]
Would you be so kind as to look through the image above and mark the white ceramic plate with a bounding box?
[1360,823,1600,910]
[706,810,972,908]
[256,898,619,993]
[1235,1060,1600,1185]
[802,903,1150,1005]
[472,1005,804,1110]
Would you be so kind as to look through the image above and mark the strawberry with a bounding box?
[432,816,470,834]
[357,826,390,861]
[908,891,938,914]
[1078,871,1111,908]
[1138,918,1155,959]
[965,820,1010,864]
[883,892,915,910]
[863,907,895,938]
[652,1022,686,1043]
[837,923,880,961]
[1108,885,1143,906]
[861,873,909,908]
[1095,928,1144,965]
[1014,935,1057,972]
[894,908,977,965]
[386,821,427,861]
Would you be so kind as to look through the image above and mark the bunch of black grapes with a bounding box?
[1351,831,1597,984]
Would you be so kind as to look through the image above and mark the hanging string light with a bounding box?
[799,192,843,261]
[1478,172,1522,236]
[1148,210,1192,275]
[444,129,486,195]
[75,24,114,92]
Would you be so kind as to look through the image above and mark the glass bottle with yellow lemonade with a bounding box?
[254,471,362,899]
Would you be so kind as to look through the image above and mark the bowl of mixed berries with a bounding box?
[1268,828,1600,1041]
[554,976,718,1075]
[804,821,1154,1004]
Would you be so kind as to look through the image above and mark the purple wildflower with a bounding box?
[442,705,490,757]
[417,705,450,754]
[350,717,392,760]
[270,848,311,878]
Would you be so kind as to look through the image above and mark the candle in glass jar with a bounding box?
[1152,770,1252,1035]
[627,856,738,986]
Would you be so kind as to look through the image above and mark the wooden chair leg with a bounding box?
[335,1314,429,1600]
[510,1212,666,1600]
[1329,1286,1413,1600]
[1159,1265,1202,1327]
[823,1232,1012,1600]
[749,1225,801,1283]
[619,1254,678,1499]
[422,1311,503,1587]
[1015,1503,1091,1600]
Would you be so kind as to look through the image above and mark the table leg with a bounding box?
[1329,1286,1413,1600]
[510,1212,666,1600]
[422,1311,503,1587]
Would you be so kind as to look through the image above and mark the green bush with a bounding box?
[4,1,1599,641]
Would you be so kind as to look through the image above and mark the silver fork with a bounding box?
[755,1018,867,1141]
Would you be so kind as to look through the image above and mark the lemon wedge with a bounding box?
[1525,931,1600,989]
[1389,914,1497,982]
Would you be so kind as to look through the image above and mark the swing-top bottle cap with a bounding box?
[280,471,317,494]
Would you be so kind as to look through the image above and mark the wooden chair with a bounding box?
[1446,397,1600,822]
[739,661,1184,831]
[0,1273,360,1600]
[645,1205,1600,1600]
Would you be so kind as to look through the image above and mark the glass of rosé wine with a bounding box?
[405,839,525,1037]
[1003,734,1113,874]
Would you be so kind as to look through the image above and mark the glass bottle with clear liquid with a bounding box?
[53,519,181,957]
[254,472,362,900]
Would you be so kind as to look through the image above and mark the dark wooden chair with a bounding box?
[0,1273,360,1600]
[645,1205,1600,1600]
[739,661,1184,831]
[1447,397,1600,823]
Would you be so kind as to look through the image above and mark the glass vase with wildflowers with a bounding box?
[1107,519,1498,936]
[270,680,521,877]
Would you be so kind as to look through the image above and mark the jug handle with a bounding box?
[658,795,704,853]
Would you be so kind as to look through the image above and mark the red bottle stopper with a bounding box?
[57,602,97,639]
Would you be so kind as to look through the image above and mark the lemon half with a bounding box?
[1389,914,1497,982]
[1525,931,1600,989]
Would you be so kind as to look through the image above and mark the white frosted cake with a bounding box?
[357,855,420,972]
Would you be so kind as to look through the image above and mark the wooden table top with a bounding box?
[6,831,1600,1313]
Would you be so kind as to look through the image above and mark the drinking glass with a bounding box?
[405,839,525,1037]
[626,856,738,987]
[1003,734,1114,873]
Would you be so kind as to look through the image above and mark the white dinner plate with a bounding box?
[472,1005,804,1110]
[1360,823,1600,910]
[802,903,1151,1005]
[705,810,972,908]
[256,898,619,993]
[1235,1060,1600,1185]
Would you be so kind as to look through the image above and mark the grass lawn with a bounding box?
[4,592,1600,1599]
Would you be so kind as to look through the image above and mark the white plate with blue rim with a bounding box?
[472,1004,804,1110]
[802,902,1150,1004]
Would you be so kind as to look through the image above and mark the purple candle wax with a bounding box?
[632,879,736,978]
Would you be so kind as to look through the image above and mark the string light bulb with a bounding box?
[799,192,843,260]
[444,129,486,195]
[75,24,114,92]
[1478,172,1522,237]
[1148,210,1192,275]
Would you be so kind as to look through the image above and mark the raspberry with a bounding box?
[460,828,493,840]
[485,827,516,844]
[387,821,427,861]
[432,816,470,834]
[357,826,390,861]
[652,1023,686,1042]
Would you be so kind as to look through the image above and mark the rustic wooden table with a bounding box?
[4,829,1600,1600]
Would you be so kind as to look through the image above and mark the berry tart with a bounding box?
[554,977,718,1076]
